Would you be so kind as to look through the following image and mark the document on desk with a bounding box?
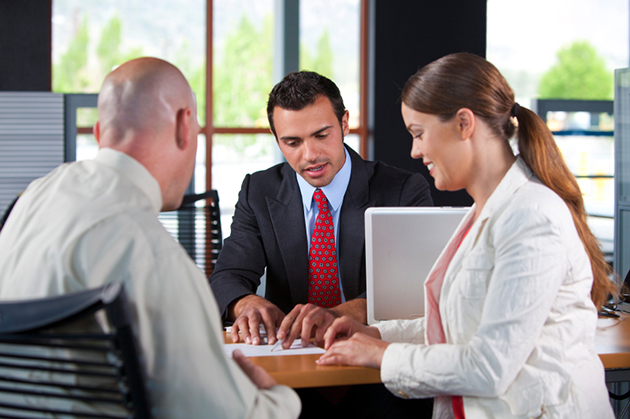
[224,341,325,357]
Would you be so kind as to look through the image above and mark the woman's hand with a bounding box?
[317,316,387,369]
[317,332,389,369]
[322,315,380,349]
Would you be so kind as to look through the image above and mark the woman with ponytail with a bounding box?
[318,53,617,418]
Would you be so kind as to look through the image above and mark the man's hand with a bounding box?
[276,298,368,349]
[233,349,277,389]
[276,303,338,349]
[230,294,285,345]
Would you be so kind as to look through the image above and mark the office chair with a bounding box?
[158,190,222,276]
[0,282,151,419]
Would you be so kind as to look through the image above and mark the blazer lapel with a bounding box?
[267,164,309,305]
[338,147,375,299]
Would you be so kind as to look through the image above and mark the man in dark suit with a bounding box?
[210,71,434,418]
[210,71,432,349]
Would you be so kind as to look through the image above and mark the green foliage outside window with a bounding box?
[538,40,613,100]
[301,27,333,79]
[213,15,273,128]
[53,14,145,94]
[53,10,335,156]
[53,17,90,93]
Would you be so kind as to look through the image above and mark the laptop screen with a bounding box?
[365,207,469,324]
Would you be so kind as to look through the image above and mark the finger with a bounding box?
[232,349,247,365]
[300,315,317,348]
[277,306,301,341]
[235,317,253,344]
[231,322,241,343]
[322,319,341,349]
[233,350,258,376]
[248,315,263,345]
[233,350,277,389]
[317,344,349,366]
[284,309,308,349]
[317,353,342,366]
[313,315,333,347]
[260,310,281,345]
[323,317,352,349]
[233,351,261,382]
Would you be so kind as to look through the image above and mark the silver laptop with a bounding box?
[365,207,469,325]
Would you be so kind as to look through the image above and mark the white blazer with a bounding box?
[375,158,613,419]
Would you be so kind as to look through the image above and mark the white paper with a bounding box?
[224,341,325,357]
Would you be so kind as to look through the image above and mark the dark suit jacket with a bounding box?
[209,146,433,318]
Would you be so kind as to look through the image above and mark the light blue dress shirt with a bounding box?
[296,147,352,303]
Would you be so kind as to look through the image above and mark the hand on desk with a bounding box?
[317,316,388,369]
[230,294,285,345]
[230,295,368,349]
[276,303,339,349]
[232,349,278,389]
[276,298,369,349]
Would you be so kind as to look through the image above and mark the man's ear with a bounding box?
[456,108,475,140]
[175,107,191,150]
[341,110,350,137]
[93,121,101,145]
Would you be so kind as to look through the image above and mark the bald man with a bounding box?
[0,57,300,418]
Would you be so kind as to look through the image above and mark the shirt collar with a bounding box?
[297,146,352,212]
[94,148,163,215]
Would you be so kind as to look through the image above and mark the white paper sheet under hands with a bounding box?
[224,341,325,357]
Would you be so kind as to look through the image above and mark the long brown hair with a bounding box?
[401,52,617,309]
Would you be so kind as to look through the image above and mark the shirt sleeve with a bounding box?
[71,214,301,419]
[375,317,425,345]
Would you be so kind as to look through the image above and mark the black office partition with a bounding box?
[368,0,486,207]
[0,0,52,91]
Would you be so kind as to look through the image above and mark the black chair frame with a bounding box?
[0,282,150,419]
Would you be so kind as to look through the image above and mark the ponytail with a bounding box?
[402,52,618,309]
[515,106,617,309]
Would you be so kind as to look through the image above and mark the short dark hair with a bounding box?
[267,71,346,137]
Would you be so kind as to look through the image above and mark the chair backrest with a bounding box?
[0,282,151,418]
[158,190,222,276]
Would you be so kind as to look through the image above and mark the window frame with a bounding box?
[70,0,370,190]
[204,0,369,189]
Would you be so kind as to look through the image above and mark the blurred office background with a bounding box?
[0,0,627,266]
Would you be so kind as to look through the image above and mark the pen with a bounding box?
[270,338,284,352]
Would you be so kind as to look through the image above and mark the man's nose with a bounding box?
[303,139,320,161]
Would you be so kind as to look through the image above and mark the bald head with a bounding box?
[94,57,200,211]
[96,57,195,147]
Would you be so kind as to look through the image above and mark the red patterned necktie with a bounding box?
[308,189,342,308]
[307,189,347,405]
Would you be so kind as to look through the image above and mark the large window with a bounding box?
[487,0,629,259]
[53,0,368,236]
[52,0,207,192]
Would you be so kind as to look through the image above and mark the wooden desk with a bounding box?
[596,308,630,383]
[225,311,630,389]
[224,333,380,388]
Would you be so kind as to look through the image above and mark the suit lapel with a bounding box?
[338,147,374,299]
[267,164,309,305]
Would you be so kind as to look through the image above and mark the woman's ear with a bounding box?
[456,108,475,140]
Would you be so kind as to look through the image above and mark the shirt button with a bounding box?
[397,390,409,399]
